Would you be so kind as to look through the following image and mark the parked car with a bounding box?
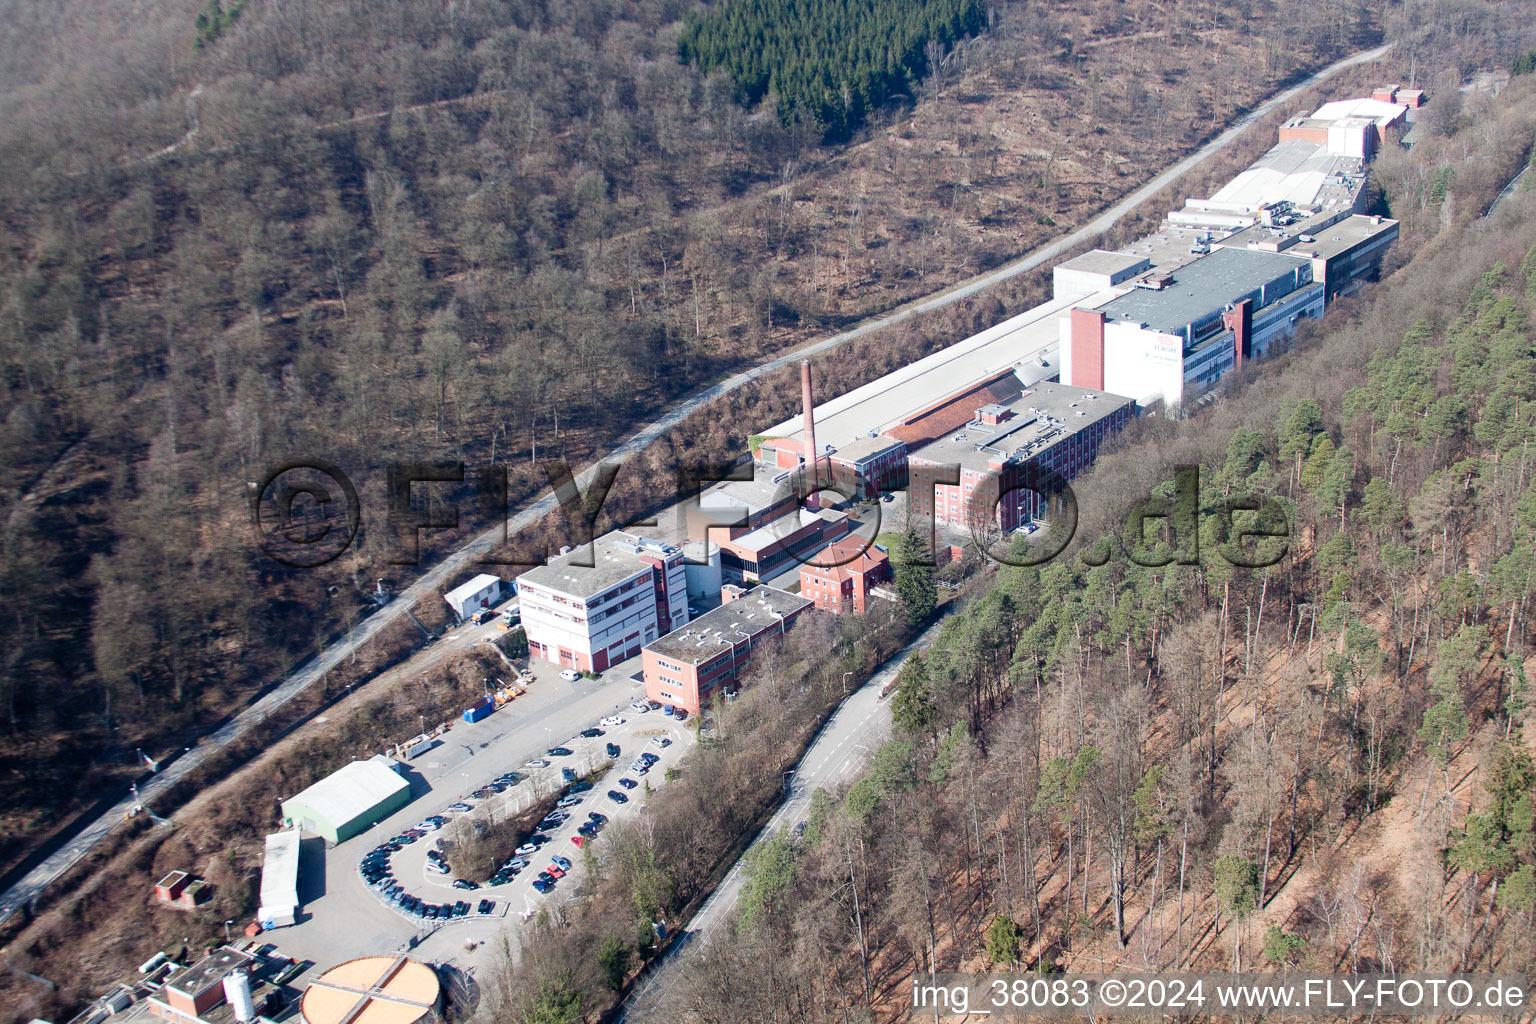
[673,708,688,721]
[577,823,598,837]
[605,742,621,758]
[650,737,672,749]
[569,780,592,793]
[579,728,604,737]
[586,812,608,825]
[599,715,625,727]
[539,813,567,828]
[662,704,674,716]
[507,857,529,870]
[477,899,495,914]
[552,856,571,870]
[547,746,574,757]
[524,758,550,768]
[496,772,522,785]
[647,700,662,710]
[472,787,495,799]
[447,802,473,813]
[515,843,538,856]
[628,701,650,713]
[452,878,479,890]
[618,777,638,790]
[532,879,552,893]
[559,669,581,681]
[426,861,449,875]
[453,901,470,917]
[608,789,629,803]
[546,865,566,878]
[537,872,555,884]
[529,834,551,846]
[557,795,583,808]
[561,767,578,783]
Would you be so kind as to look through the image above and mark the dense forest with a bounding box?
[0,0,1401,884]
[677,0,988,140]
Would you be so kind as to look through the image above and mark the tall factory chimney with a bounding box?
[801,360,820,510]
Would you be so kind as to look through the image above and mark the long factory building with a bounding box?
[748,89,1408,527]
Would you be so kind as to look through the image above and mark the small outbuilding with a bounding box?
[444,574,504,620]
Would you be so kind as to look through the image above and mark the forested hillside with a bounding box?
[0,0,1394,881]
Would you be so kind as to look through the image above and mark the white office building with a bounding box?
[516,532,689,673]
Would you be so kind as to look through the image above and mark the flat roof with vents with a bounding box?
[908,382,1132,472]
[644,586,811,664]
[515,530,679,600]
[1093,247,1313,336]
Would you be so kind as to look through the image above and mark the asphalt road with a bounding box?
[616,618,946,1023]
[0,39,1392,927]
[1486,162,1532,217]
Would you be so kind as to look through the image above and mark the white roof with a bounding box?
[285,757,407,828]
[445,573,502,607]
[259,829,301,913]
[1311,98,1406,126]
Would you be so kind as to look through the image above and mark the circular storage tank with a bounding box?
[683,540,723,605]
[302,955,440,1024]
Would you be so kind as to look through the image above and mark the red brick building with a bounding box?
[799,537,890,615]
[641,586,813,713]
[905,379,1135,535]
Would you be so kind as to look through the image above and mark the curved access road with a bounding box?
[613,617,943,1024]
[0,40,1392,927]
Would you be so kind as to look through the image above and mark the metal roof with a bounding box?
[443,574,502,608]
[1209,138,1360,210]
[1311,97,1407,126]
[259,829,301,918]
[284,758,407,830]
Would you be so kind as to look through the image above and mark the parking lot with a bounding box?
[268,676,694,975]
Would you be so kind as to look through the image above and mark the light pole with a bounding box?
[223,919,232,943]
[842,671,853,696]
